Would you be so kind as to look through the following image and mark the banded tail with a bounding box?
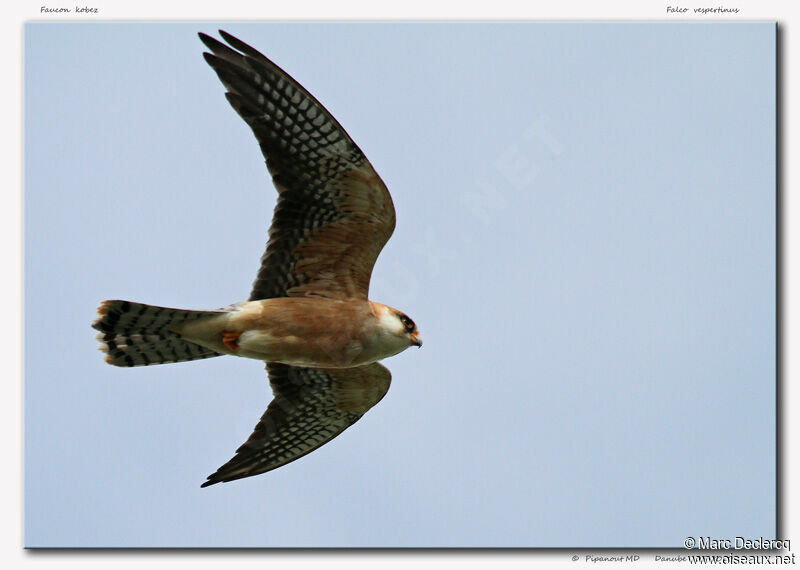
[93,300,226,367]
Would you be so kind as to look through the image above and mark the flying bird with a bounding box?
[92,30,421,487]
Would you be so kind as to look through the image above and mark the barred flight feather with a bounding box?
[92,300,226,367]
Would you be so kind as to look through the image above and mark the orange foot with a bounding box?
[221,330,241,352]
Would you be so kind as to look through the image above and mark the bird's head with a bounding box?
[372,303,423,349]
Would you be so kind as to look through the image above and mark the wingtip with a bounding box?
[202,51,217,66]
[198,31,223,52]
[216,29,267,62]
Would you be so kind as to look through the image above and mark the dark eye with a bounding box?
[400,314,415,332]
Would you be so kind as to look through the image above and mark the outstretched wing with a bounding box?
[199,30,396,301]
[201,362,391,487]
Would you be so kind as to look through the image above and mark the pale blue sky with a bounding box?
[25,22,775,547]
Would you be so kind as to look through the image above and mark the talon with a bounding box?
[221,330,241,352]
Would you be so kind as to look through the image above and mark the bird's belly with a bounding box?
[177,299,406,368]
[235,329,367,368]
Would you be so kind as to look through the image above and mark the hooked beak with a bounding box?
[410,333,423,348]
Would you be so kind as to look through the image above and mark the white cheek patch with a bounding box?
[377,309,403,335]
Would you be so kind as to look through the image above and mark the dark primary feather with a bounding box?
[199,30,395,302]
[201,362,391,487]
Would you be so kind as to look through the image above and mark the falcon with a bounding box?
[92,30,421,487]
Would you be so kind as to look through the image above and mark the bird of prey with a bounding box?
[92,30,421,487]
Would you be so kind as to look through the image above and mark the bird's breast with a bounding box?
[223,298,378,367]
